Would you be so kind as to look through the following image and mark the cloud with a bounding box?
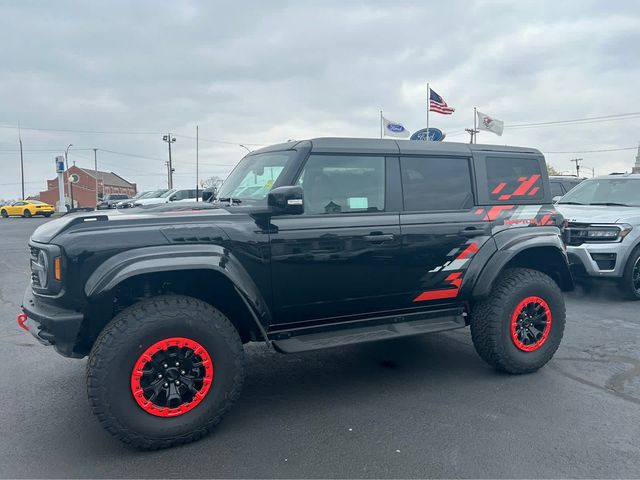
[0,0,638,199]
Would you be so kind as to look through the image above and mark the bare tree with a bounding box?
[200,176,224,191]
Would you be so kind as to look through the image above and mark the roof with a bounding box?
[594,173,640,179]
[80,168,135,188]
[250,137,542,156]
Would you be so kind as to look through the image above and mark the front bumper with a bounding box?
[20,288,85,358]
[566,241,629,278]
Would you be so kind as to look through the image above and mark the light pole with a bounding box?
[64,144,73,208]
[239,144,251,153]
[93,148,99,206]
[162,134,176,189]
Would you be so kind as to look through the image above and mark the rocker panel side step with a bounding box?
[270,308,466,354]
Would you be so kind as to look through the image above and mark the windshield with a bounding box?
[558,178,640,207]
[159,189,177,198]
[30,200,46,205]
[141,190,165,199]
[216,151,294,203]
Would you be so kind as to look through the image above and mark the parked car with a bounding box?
[20,138,572,449]
[549,175,584,201]
[96,194,130,210]
[1,200,54,218]
[116,190,168,209]
[555,173,640,299]
[133,188,198,206]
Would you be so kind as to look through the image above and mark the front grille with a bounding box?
[563,223,590,246]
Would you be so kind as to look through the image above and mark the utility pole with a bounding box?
[570,158,583,177]
[162,134,176,189]
[18,125,25,199]
[93,148,99,206]
[65,144,74,208]
[196,125,199,202]
[465,128,478,144]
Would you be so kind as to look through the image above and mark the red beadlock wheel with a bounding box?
[130,337,214,417]
[510,296,552,352]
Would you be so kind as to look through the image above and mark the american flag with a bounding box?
[429,88,455,115]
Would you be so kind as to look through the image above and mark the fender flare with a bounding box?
[84,244,272,338]
[470,228,574,298]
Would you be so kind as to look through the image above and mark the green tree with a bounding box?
[547,164,560,176]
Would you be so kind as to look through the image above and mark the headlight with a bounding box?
[29,244,63,294]
[586,224,632,242]
[32,250,49,288]
[586,229,619,239]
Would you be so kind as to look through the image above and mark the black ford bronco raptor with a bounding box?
[20,138,573,449]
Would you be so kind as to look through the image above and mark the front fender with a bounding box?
[471,227,573,298]
[84,244,272,328]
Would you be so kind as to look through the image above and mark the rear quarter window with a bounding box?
[486,156,544,202]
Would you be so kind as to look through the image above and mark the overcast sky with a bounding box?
[0,0,639,199]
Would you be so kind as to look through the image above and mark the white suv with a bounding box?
[133,188,198,206]
[555,174,640,299]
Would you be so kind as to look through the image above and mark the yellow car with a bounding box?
[1,200,55,218]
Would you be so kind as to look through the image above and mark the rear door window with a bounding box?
[550,182,564,197]
[486,156,544,202]
[400,156,474,211]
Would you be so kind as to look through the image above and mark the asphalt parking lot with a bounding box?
[1,217,639,478]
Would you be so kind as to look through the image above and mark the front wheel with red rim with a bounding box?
[471,268,566,374]
[87,295,245,450]
[130,337,214,417]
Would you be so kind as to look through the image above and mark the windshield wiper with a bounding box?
[557,201,586,205]
[589,202,630,207]
[217,197,242,205]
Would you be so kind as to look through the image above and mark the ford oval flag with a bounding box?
[410,128,445,142]
[382,115,410,138]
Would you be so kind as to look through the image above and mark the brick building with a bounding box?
[40,166,137,209]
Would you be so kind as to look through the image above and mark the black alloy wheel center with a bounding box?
[137,346,207,409]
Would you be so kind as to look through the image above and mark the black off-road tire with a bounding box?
[470,268,565,374]
[621,246,640,300]
[23,209,31,218]
[0,209,7,218]
[87,295,245,450]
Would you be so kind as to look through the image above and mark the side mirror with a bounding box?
[169,195,177,201]
[268,186,304,215]
[552,196,562,203]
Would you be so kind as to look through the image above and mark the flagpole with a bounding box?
[380,110,383,139]
[426,82,430,141]
[196,125,199,202]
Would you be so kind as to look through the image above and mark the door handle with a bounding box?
[459,227,487,237]
[363,233,395,242]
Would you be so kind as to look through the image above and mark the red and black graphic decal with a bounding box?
[490,175,541,201]
[474,205,556,228]
[413,241,482,303]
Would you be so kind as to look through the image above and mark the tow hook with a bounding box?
[17,312,29,332]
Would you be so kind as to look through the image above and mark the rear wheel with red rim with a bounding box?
[87,295,245,450]
[471,268,565,374]
[510,296,552,352]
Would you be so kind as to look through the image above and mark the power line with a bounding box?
[543,146,637,154]
[0,124,265,147]
[506,111,640,129]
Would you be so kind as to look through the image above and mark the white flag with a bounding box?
[382,116,410,138]
[476,111,504,136]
